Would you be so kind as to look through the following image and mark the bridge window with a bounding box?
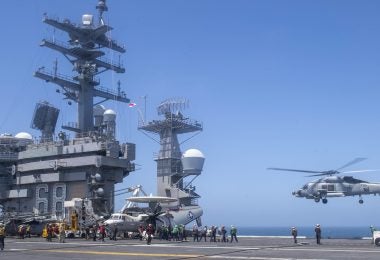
[38,188,48,198]
[56,187,63,197]
[38,202,45,213]
[56,201,63,211]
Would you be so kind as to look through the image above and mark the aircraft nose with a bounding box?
[292,190,302,197]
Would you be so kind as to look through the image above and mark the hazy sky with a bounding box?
[1,0,380,228]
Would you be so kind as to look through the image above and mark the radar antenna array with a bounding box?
[157,98,189,116]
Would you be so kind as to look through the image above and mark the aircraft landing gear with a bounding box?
[322,198,328,204]
[359,197,364,204]
[314,198,320,203]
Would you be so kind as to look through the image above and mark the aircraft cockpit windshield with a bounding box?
[302,184,308,190]
[343,176,368,184]
[111,214,122,220]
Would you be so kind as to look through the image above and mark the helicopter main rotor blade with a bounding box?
[306,172,334,177]
[341,169,379,174]
[335,157,367,171]
[267,168,324,174]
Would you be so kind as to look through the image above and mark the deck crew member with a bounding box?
[0,223,5,251]
[291,227,298,244]
[230,225,238,243]
[315,224,322,245]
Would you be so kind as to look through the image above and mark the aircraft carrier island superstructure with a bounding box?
[139,99,205,225]
[0,0,135,221]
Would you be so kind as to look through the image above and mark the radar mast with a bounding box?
[139,98,204,207]
[34,0,129,135]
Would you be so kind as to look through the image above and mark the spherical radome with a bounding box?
[104,109,116,115]
[183,149,204,158]
[15,132,33,139]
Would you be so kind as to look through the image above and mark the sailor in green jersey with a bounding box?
[230,225,238,243]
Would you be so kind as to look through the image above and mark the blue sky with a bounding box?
[1,0,380,228]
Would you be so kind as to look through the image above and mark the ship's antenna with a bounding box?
[96,0,108,26]
[53,58,58,78]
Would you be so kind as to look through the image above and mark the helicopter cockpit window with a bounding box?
[303,184,308,189]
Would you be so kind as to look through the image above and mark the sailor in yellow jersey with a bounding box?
[0,223,5,251]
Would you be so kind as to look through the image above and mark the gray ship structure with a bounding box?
[0,0,136,225]
[138,98,205,226]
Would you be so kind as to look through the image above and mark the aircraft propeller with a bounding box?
[145,204,165,230]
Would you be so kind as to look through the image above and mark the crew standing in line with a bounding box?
[46,224,53,242]
[221,226,227,242]
[99,223,106,242]
[59,223,66,243]
[370,225,376,244]
[0,223,5,251]
[146,224,154,245]
[291,227,298,244]
[199,226,207,242]
[26,225,31,238]
[192,224,199,242]
[230,225,238,243]
[315,224,322,245]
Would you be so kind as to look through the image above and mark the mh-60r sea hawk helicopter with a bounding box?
[268,158,380,204]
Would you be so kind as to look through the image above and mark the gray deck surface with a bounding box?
[0,236,378,260]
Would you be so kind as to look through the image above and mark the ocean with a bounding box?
[237,226,373,239]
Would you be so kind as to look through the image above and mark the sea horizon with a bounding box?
[235,226,373,239]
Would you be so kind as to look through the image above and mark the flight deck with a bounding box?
[1,236,379,260]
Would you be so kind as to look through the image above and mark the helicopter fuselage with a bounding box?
[293,176,380,204]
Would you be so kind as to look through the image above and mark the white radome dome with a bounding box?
[15,132,33,140]
[183,149,204,158]
[104,109,116,115]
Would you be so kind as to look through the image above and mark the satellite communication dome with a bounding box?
[182,149,205,158]
[104,109,116,115]
[181,149,205,175]
[103,109,116,122]
[93,104,106,116]
[15,132,33,140]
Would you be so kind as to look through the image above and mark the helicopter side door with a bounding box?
[318,183,335,195]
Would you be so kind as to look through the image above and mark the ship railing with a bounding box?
[0,151,18,161]
[0,138,18,145]
[95,85,127,98]
[43,38,124,69]
[138,117,203,129]
[44,15,78,28]
[37,67,79,84]
[96,56,124,70]
[44,14,126,51]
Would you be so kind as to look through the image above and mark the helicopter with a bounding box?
[268,158,380,204]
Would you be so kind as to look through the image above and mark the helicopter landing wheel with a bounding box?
[359,199,364,204]
[322,198,328,204]
[314,198,320,203]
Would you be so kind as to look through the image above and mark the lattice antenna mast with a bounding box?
[34,0,129,135]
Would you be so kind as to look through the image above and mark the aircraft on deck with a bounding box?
[104,195,203,233]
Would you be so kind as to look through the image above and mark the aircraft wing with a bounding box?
[127,196,178,203]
